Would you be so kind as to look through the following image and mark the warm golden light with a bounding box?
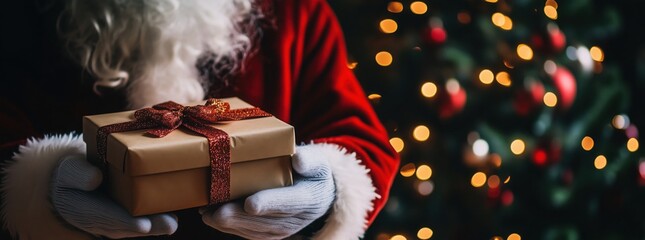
[421,82,438,98]
[413,125,431,141]
[544,5,558,20]
[504,176,511,184]
[387,1,404,13]
[368,93,382,100]
[501,16,513,30]
[479,69,494,84]
[543,92,558,107]
[376,51,393,66]
[471,172,487,187]
[491,13,505,27]
[517,44,534,60]
[380,19,398,34]
[590,46,604,62]
[485,0,498,3]
[508,233,522,240]
[488,175,500,188]
[417,227,434,239]
[491,154,502,167]
[347,62,358,69]
[390,137,405,152]
[581,136,594,151]
[594,155,607,170]
[400,163,416,177]
[492,237,503,240]
[390,235,407,240]
[510,139,526,155]
[416,165,433,180]
[410,1,428,15]
[628,138,639,152]
[496,71,512,87]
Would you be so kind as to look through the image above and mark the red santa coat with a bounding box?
[0,0,399,239]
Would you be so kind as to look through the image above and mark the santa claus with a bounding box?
[0,0,399,239]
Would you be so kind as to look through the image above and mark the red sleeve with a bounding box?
[286,0,400,225]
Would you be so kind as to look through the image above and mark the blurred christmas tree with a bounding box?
[329,0,645,239]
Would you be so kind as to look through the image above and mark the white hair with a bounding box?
[59,0,256,108]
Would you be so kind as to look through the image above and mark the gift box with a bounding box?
[83,97,295,216]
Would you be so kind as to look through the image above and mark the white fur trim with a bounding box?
[1,134,92,240]
[306,143,380,240]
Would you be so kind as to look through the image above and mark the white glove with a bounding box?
[50,155,178,238]
[200,145,336,239]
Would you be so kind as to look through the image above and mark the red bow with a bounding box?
[96,99,271,204]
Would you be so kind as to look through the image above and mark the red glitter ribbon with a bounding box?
[96,99,271,204]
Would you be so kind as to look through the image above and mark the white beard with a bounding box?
[61,0,255,108]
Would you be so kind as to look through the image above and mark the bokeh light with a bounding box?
[417,181,434,196]
[380,19,398,34]
[594,155,607,169]
[390,137,405,152]
[496,71,512,86]
[504,176,511,184]
[501,16,513,30]
[471,172,487,187]
[417,227,434,239]
[390,235,407,240]
[400,163,416,177]
[421,82,438,98]
[416,165,433,180]
[627,138,639,152]
[492,13,505,27]
[413,125,431,141]
[544,5,558,19]
[612,114,629,129]
[581,136,594,151]
[376,51,393,66]
[368,93,382,100]
[590,46,604,62]
[473,139,490,157]
[410,1,428,15]
[479,69,494,84]
[517,44,534,60]
[543,92,558,107]
[446,78,461,94]
[508,233,522,240]
[488,175,500,188]
[510,139,526,155]
[387,1,404,13]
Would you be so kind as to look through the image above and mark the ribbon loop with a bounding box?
[96,98,271,205]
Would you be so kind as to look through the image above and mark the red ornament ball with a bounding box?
[439,87,466,118]
[424,27,447,44]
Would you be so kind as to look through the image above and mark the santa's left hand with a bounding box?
[200,145,335,239]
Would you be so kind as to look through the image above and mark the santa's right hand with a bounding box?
[50,155,178,238]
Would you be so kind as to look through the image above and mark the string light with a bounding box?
[400,163,416,177]
[504,176,511,184]
[508,233,522,240]
[544,60,557,74]
[543,92,558,107]
[471,172,487,187]
[501,16,513,30]
[516,44,534,60]
[496,71,512,87]
[594,155,607,170]
[417,227,434,239]
[368,93,382,100]
[390,137,405,152]
[492,237,503,240]
[387,1,404,13]
[491,13,505,27]
[485,0,498,3]
[410,1,428,15]
[413,125,431,141]
[510,139,525,155]
[479,69,494,84]
[590,46,604,62]
[376,51,393,66]
[544,5,558,20]
[390,235,407,240]
[421,82,438,98]
[416,165,433,180]
[347,62,358,69]
[627,138,639,152]
[380,19,398,34]
[581,136,594,151]
[473,139,490,157]
[612,114,629,129]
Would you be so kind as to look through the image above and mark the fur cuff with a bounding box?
[1,134,92,240]
[306,143,380,240]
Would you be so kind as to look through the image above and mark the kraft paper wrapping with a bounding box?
[82,97,295,216]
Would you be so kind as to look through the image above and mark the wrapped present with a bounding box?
[83,97,295,216]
